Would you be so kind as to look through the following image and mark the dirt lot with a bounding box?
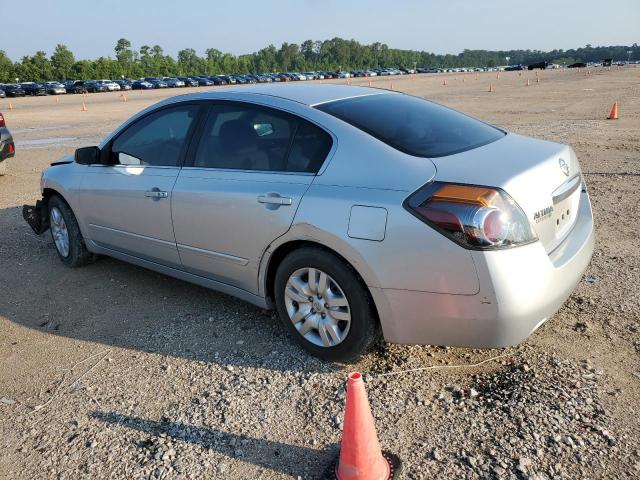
[1,68,639,479]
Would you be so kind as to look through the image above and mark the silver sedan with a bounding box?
[23,84,594,361]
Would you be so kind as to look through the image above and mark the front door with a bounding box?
[171,101,333,293]
[78,104,200,268]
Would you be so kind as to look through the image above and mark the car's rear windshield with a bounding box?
[315,93,505,158]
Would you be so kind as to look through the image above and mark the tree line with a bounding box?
[0,38,636,83]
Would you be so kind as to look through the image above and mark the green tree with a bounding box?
[51,44,75,80]
[0,50,15,83]
[114,38,134,75]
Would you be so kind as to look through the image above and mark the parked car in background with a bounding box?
[65,80,87,94]
[527,62,548,70]
[194,77,214,86]
[114,80,132,91]
[0,89,5,99]
[504,64,526,71]
[0,112,15,176]
[177,77,200,87]
[44,82,67,94]
[131,80,154,90]
[20,83,47,96]
[84,81,108,93]
[164,78,185,88]
[98,80,120,91]
[567,62,587,68]
[144,78,168,88]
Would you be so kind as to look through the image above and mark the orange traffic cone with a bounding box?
[526,78,530,86]
[442,79,447,86]
[489,83,494,93]
[120,93,127,102]
[8,102,13,110]
[607,102,618,120]
[368,80,372,87]
[56,96,59,104]
[81,102,87,112]
[332,373,400,479]
[475,73,479,80]
[496,72,500,79]
[389,82,393,90]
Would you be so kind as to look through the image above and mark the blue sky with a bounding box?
[1,0,638,60]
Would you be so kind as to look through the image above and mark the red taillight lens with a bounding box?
[0,113,5,128]
[406,182,537,249]
[8,143,14,154]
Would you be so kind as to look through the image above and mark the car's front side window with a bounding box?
[111,105,199,167]
[193,103,332,173]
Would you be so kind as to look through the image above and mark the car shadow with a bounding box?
[91,410,338,478]
[0,206,340,373]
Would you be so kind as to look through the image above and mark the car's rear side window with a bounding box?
[315,93,504,158]
[193,102,332,173]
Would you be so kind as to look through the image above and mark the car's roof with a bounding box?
[176,83,388,107]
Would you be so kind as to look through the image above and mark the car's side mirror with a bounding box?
[75,146,101,165]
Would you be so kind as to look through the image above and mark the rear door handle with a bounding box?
[257,194,292,206]
[144,190,169,199]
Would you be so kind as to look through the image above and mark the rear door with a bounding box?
[78,103,201,268]
[171,101,333,294]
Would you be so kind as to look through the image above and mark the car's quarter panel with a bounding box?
[290,184,480,295]
[171,169,313,293]
[378,189,594,346]
[77,165,182,267]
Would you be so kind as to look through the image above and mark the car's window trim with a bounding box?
[182,99,334,175]
[106,101,207,168]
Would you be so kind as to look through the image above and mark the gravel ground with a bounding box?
[1,67,639,479]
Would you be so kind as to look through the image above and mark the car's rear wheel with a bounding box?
[274,248,379,362]
[48,195,95,268]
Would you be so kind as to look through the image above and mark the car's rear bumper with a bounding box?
[374,190,594,347]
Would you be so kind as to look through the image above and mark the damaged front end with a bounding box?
[23,200,49,235]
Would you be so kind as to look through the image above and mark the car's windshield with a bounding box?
[315,93,505,158]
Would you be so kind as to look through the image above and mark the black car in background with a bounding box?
[0,89,5,98]
[131,80,154,90]
[84,81,108,93]
[3,84,26,97]
[20,83,47,96]
[114,80,132,90]
[568,62,587,68]
[144,77,168,88]
[65,80,87,94]
[527,61,548,70]
[504,64,525,71]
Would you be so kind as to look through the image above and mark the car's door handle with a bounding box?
[257,194,292,206]
[144,190,169,198]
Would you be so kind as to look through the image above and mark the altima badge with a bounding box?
[559,158,570,176]
[533,206,554,222]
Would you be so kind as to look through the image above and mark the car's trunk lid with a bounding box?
[430,132,582,253]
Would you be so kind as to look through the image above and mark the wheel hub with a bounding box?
[283,267,352,348]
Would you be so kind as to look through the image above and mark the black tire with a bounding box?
[274,247,379,362]
[48,195,95,268]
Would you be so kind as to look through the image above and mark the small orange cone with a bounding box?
[526,78,530,86]
[332,373,399,479]
[442,79,447,86]
[81,102,87,112]
[475,73,479,80]
[368,80,372,87]
[8,102,13,111]
[607,102,618,120]
[489,83,494,93]
[56,97,60,104]
[389,82,393,90]
[120,93,127,102]
[496,72,500,79]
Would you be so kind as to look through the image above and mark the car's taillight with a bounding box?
[405,182,537,250]
[0,113,5,127]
